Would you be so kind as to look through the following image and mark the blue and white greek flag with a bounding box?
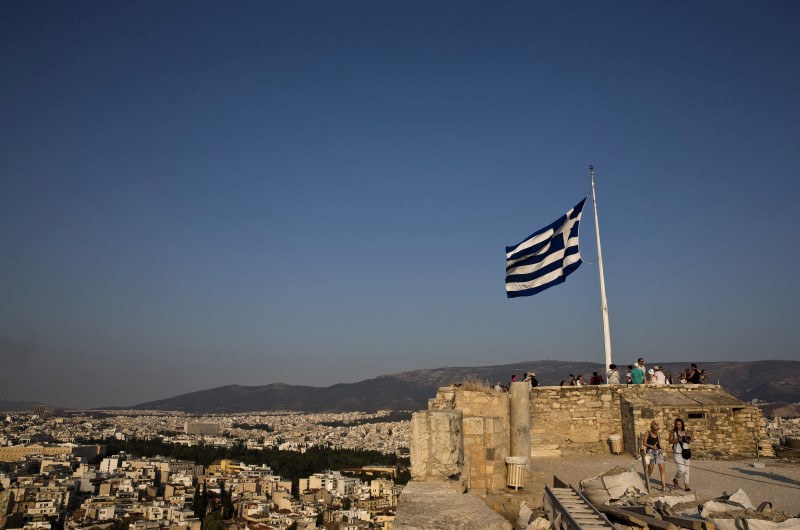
[506,198,587,298]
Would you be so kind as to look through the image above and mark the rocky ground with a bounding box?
[530,454,800,516]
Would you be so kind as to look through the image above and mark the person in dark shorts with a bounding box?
[642,420,667,491]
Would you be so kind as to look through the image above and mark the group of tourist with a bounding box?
[556,372,605,386]
[676,364,707,384]
[494,371,539,392]
[642,417,693,492]
[497,362,707,390]
[620,359,707,386]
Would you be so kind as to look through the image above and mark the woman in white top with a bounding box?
[607,364,621,385]
[668,418,692,491]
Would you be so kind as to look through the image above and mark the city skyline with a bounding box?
[2,2,799,408]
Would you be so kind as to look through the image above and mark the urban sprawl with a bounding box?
[0,409,411,530]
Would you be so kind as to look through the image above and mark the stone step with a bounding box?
[532,449,562,457]
[532,442,560,449]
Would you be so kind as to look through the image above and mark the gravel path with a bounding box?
[533,454,800,515]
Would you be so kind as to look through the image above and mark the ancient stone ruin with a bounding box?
[394,382,772,529]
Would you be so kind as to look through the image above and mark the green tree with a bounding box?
[196,482,208,520]
[341,497,351,510]
[201,512,223,530]
[192,486,201,516]
[222,486,235,519]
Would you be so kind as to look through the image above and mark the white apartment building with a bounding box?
[304,471,360,497]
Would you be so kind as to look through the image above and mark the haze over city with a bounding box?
[1,1,799,408]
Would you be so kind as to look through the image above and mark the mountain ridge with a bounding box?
[125,359,799,413]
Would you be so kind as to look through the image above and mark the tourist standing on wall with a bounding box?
[669,418,692,491]
[523,372,539,388]
[630,363,645,385]
[687,364,702,384]
[642,420,667,491]
[607,364,620,385]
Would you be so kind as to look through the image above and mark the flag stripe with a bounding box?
[505,198,586,298]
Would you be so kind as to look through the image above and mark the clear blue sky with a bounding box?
[1,1,798,408]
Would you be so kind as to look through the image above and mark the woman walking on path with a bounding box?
[642,420,667,491]
[669,418,692,491]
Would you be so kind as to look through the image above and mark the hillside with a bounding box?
[129,360,800,413]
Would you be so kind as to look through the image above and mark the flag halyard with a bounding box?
[505,198,587,298]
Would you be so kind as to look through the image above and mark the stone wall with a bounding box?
[618,385,773,458]
[529,384,773,458]
[530,385,623,456]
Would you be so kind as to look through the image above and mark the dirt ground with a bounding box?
[529,454,800,516]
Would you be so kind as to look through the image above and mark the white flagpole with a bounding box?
[589,165,613,378]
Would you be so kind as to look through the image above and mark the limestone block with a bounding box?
[394,481,512,530]
[411,413,430,479]
[411,410,463,480]
[464,417,485,436]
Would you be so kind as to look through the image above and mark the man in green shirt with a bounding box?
[631,362,645,384]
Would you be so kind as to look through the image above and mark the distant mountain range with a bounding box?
[0,400,43,412]
[123,360,799,414]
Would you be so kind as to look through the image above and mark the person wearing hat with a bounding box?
[652,366,666,385]
[647,368,655,383]
[529,371,539,388]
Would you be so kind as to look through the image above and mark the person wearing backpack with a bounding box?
[669,417,692,491]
